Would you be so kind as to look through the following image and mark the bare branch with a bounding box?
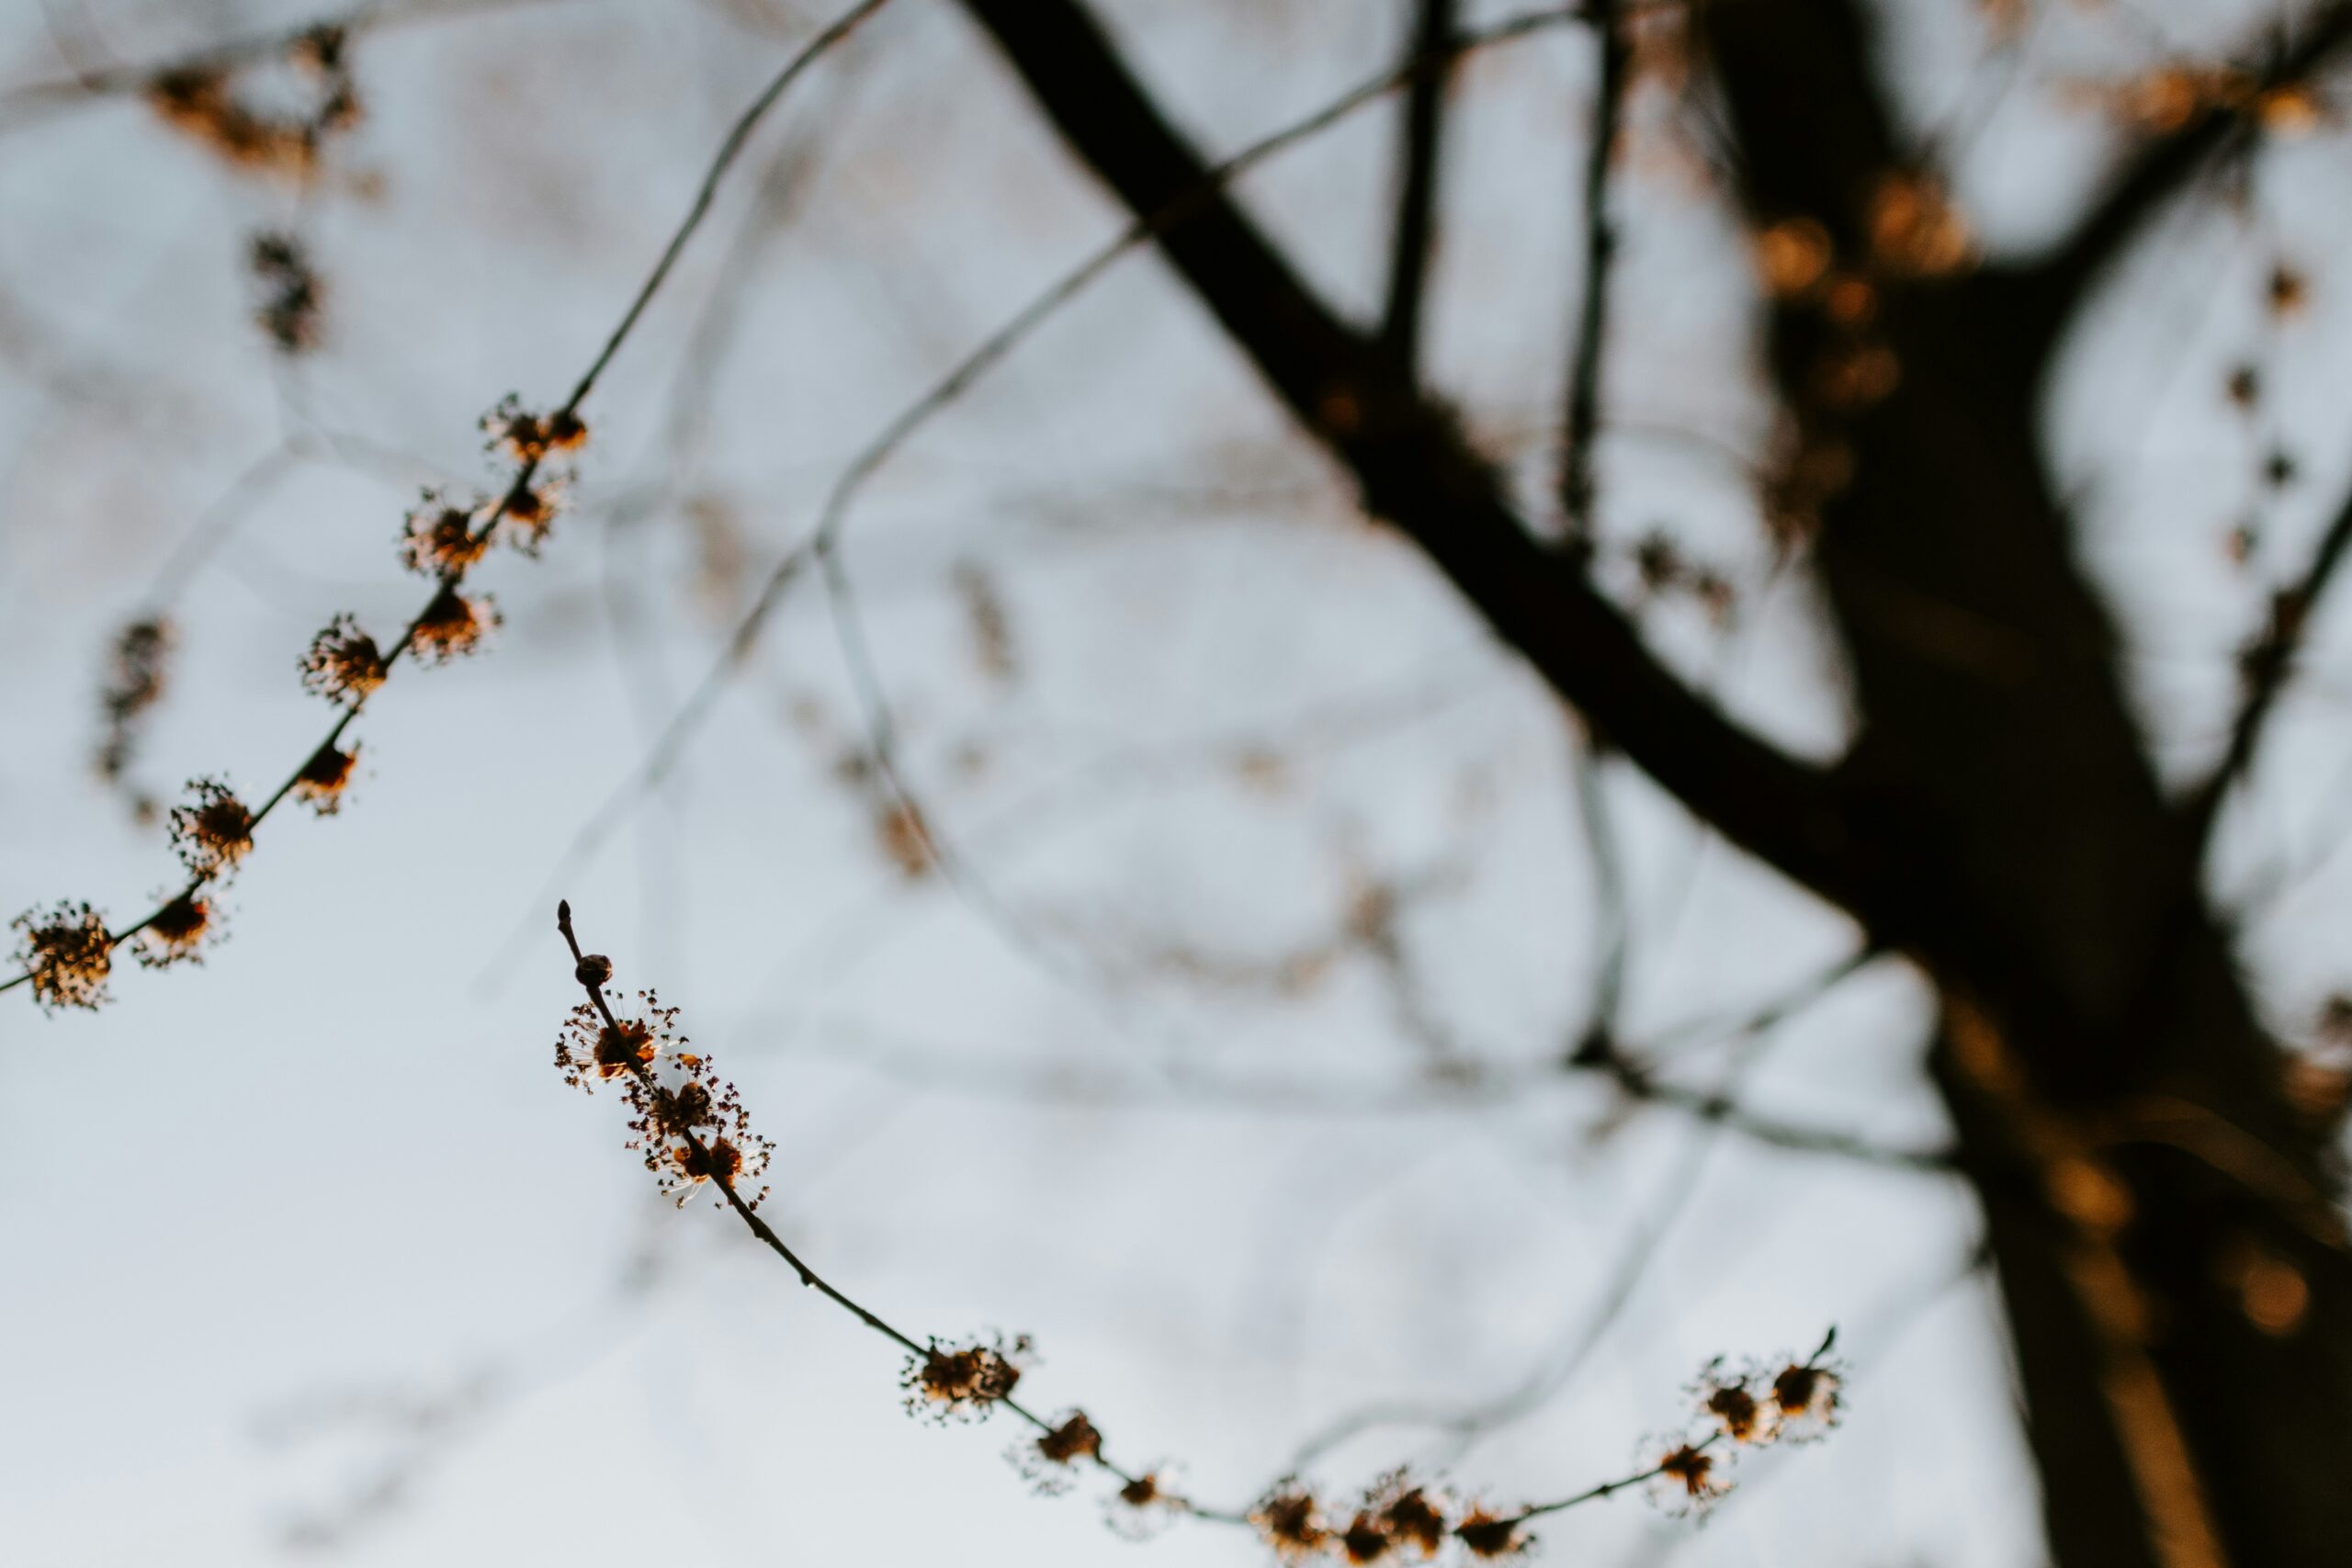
[1557,0,1625,533]
[2020,5,2352,344]
[1376,0,1457,378]
[2184,477,2352,848]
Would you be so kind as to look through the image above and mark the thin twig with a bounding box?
[1376,0,1458,378]
[1557,0,1625,536]
[552,898,1823,1540]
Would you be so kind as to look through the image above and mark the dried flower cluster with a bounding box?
[168,777,255,881]
[249,232,324,354]
[555,986,774,1211]
[300,615,388,705]
[292,741,360,816]
[11,901,112,1011]
[400,495,490,577]
[1106,1469,1189,1540]
[412,584,502,664]
[96,616,174,815]
[1012,1410,1103,1494]
[135,892,218,970]
[145,25,360,179]
[902,1333,1033,1422]
[1234,1472,1527,1563]
[479,396,586,556]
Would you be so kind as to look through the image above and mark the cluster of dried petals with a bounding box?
[12,901,112,1010]
[1451,1507,1528,1561]
[96,617,174,790]
[1688,1347,1845,1450]
[412,585,499,663]
[144,27,359,180]
[494,479,564,556]
[902,1333,1032,1423]
[1105,1469,1185,1540]
[1643,1441,1729,1517]
[1767,1353,1844,1442]
[169,778,254,881]
[1012,1411,1102,1495]
[249,232,322,354]
[400,495,489,577]
[1251,1483,1332,1562]
[481,395,588,465]
[555,992,678,1089]
[300,615,387,706]
[555,989,774,1209]
[292,741,359,816]
[1372,1477,1450,1559]
[135,892,216,969]
[633,1057,774,1210]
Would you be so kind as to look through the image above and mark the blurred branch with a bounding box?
[2019,4,2352,345]
[1557,0,1623,534]
[503,5,1595,987]
[1376,0,1456,378]
[2182,476,2352,849]
[956,0,1877,929]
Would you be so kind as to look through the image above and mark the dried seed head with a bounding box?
[400,496,488,576]
[292,741,359,815]
[495,480,563,554]
[902,1333,1032,1423]
[413,586,498,664]
[1690,1359,1769,1443]
[1014,1410,1103,1493]
[1769,1359,1844,1442]
[1452,1508,1528,1560]
[1370,1476,1449,1559]
[1106,1469,1183,1540]
[12,901,112,1010]
[97,616,175,789]
[1250,1483,1330,1562]
[1645,1441,1731,1516]
[248,231,323,354]
[169,778,254,880]
[300,615,387,706]
[136,892,216,969]
[1339,1513,1394,1565]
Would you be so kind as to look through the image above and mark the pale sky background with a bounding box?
[4,2,2350,1564]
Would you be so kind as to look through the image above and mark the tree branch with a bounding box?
[1376,0,1456,378]
[2185,473,2352,847]
[1557,0,1624,532]
[2019,4,2352,344]
[954,0,1874,925]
